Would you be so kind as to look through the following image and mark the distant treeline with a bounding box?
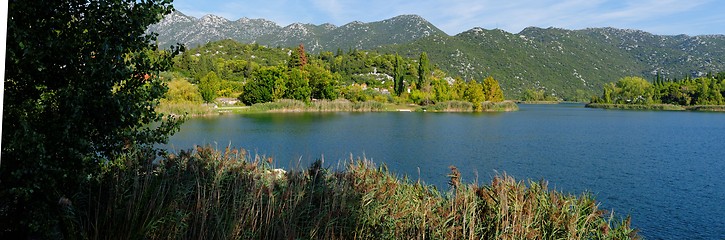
[591,73,725,106]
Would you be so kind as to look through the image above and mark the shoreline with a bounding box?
[585,103,725,112]
[161,100,520,117]
[517,101,561,104]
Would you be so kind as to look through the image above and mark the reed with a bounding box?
[156,100,215,116]
[249,99,307,112]
[427,101,474,112]
[67,146,638,239]
[481,101,520,112]
[248,99,387,113]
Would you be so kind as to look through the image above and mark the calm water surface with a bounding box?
[166,104,725,239]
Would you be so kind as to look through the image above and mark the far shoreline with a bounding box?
[161,99,520,117]
[585,103,725,112]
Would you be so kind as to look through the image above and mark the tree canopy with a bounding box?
[2,0,179,237]
[592,74,725,106]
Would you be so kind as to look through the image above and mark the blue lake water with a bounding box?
[166,103,725,239]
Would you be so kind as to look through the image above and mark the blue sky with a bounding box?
[172,0,724,36]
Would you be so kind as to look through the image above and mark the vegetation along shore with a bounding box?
[69,145,638,239]
[588,74,725,111]
[157,39,518,116]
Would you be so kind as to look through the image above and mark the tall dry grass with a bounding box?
[249,99,386,113]
[67,146,638,239]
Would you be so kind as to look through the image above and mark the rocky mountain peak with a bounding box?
[200,14,229,25]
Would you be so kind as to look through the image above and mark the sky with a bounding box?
[172,0,724,36]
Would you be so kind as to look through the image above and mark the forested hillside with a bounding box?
[151,11,725,100]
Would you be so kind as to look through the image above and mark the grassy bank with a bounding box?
[586,103,685,111]
[158,99,520,116]
[685,105,725,112]
[517,101,561,104]
[426,100,474,112]
[157,100,216,116]
[481,101,520,112]
[586,103,725,112]
[66,145,638,239]
[425,100,519,112]
[239,99,388,113]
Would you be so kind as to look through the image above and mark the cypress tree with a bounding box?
[417,52,430,90]
[394,53,405,96]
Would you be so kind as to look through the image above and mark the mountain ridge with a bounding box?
[149,11,447,52]
[149,11,725,99]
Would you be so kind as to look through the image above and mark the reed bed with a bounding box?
[428,101,520,112]
[249,99,387,113]
[68,146,638,239]
[249,99,308,112]
[427,101,474,112]
[481,101,520,112]
[157,100,215,116]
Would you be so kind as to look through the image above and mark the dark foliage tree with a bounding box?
[307,62,339,100]
[394,54,405,96]
[288,43,308,70]
[417,52,430,90]
[240,66,287,105]
[2,0,179,237]
[285,68,312,101]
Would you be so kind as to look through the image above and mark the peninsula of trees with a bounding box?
[161,40,516,115]
[588,73,725,111]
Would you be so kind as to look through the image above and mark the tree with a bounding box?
[285,68,312,101]
[288,43,308,70]
[451,77,466,100]
[199,71,221,103]
[602,83,615,103]
[240,66,287,105]
[482,76,505,102]
[431,70,452,102]
[463,80,485,110]
[417,52,430,90]
[2,0,179,237]
[394,53,405,96]
[615,76,653,104]
[710,78,723,105]
[307,62,339,100]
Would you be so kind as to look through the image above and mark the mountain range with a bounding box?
[149,11,725,99]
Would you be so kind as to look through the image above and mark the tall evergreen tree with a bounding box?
[417,52,430,90]
[710,78,723,104]
[394,53,405,96]
[288,43,308,70]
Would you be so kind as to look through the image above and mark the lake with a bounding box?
[166,103,725,239]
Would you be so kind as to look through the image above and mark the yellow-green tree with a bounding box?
[615,76,654,104]
[463,80,485,110]
[483,76,505,102]
[199,71,222,103]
